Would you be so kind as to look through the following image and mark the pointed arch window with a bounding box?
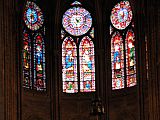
[22,1,46,91]
[62,37,78,93]
[110,1,136,90]
[61,1,95,93]
[111,32,125,89]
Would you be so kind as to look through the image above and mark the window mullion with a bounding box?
[123,33,127,88]
[77,38,80,93]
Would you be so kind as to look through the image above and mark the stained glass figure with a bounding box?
[71,1,82,6]
[111,32,124,89]
[22,31,32,89]
[110,1,132,30]
[24,1,44,31]
[62,7,92,36]
[79,36,95,92]
[62,37,78,93]
[125,30,136,87]
[33,34,46,91]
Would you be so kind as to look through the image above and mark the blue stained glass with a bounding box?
[26,8,38,24]
[62,1,95,93]
[65,54,74,69]
[24,1,44,31]
[125,30,136,87]
[62,37,78,93]
[111,32,124,90]
[33,34,46,91]
[22,31,32,89]
[23,1,46,91]
[117,8,128,22]
[79,36,95,92]
[111,1,137,90]
[36,45,42,64]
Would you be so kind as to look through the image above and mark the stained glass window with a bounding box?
[62,6,92,36]
[22,1,46,91]
[79,36,95,92]
[110,1,136,90]
[23,1,44,31]
[62,37,78,93]
[62,1,95,93]
[110,1,132,30]
[125,30,136,87]
[111,32,124,90]
[22,30,32,89]
[33,33,46,90]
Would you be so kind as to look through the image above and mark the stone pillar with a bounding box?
[0,0,5,119]
[147,0,160,120]
[1,0,18,119]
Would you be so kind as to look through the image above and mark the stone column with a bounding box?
[147,0,160,120]
[2,0,18,119]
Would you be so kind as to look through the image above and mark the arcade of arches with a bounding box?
[0,0,159,120]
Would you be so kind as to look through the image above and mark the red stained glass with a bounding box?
[23,1,44,31]
[62,37,78,93]
[33,34,46,91]
[125,30,136,87]
[62,2,95,93]
[110,25,114,35]
[111,32,124,89]
[110,1,132,30]
[22,1,46,91]
[22,31,32,89]
[62,7,92,36]
[79,36,95,92]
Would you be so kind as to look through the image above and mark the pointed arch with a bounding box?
[110,1,133,30]
[23,1,44,31]
[79,36,95,92]
[110,1,137,90]
[22,30,32,89]
[22,1,46,91]
[62,37,78,93]
[111,32,124,90]
[33,33,46,90]
[61,1,95,93]
[125,30,136,87]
